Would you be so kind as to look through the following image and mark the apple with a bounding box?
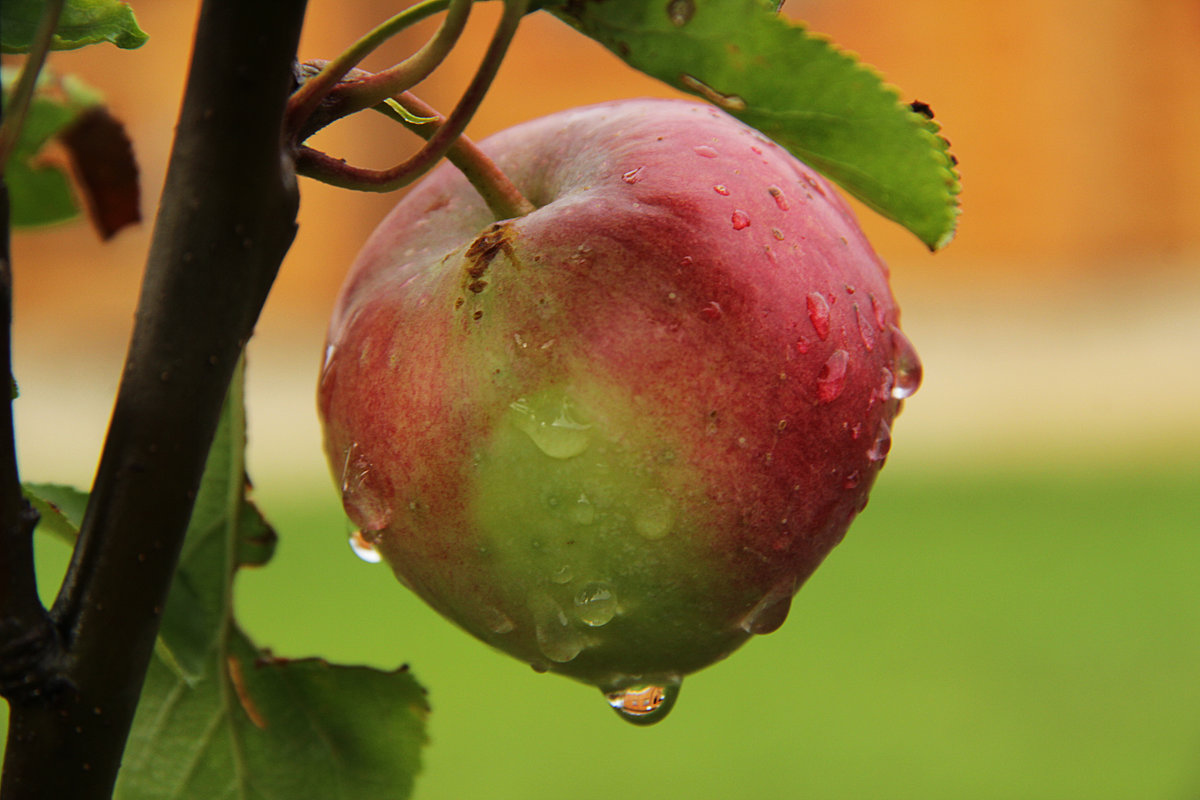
[318,98,920,722]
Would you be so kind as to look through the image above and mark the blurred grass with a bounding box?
[6,459,1199,798]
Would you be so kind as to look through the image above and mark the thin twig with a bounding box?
[0,0,66,173]
[286,0,454,133]
[296,0,530,194]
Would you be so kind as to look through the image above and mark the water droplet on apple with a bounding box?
[339,443,393,532]
[574,581,618,627]
[889,326,923,399]
[550,563,574,584]
[604,679,681,725]
[713,184,730,195]
[529,591,587,663]
[816,349,849,403]
[483,605,516,634]
[700,300,723,321]
[569,493,596,525]
[770,227,785,241]
[731,209,751,230]
[739,585,794,635]
[509,396,592,459]
[867,420,892,462]
[347,530,382,563]
[842,471,861,489]
[621,166,645,184]
[767,185,790,210]
[855,303,876,351]
[634,492,675,539]
[693,145,719,158]
[806,292,831,340]
[877,366,895,401]
[666,0,695,26]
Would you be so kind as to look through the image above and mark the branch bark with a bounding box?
[1,0,308,796]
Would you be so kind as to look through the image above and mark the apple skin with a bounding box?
[318,99,919,694]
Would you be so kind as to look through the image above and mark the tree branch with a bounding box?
[1,0,308,796]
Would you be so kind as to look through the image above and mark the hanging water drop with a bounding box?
[739,579,796,634]
[340,442,393,532]
[347,530,383,563]
[603,679,682,725]
[889,326,923,399]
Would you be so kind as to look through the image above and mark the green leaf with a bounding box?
[2,0,148,53]
[23,482,89,546]
[116,360,429,798]
[2,68,104,227]
[545,0,960,249]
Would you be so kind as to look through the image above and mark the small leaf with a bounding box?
[58,105,142,239]
[2,67,106,229]
[2,0,148,53]
[546,0,960,249]
[23,482,89,546]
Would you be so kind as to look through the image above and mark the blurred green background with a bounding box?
[5,0,1200,797]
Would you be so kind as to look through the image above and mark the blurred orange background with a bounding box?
[7,0,1200,485]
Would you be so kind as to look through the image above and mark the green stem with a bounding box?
[295,0,529,194]
[286,0,455,133]
[0,0,66,174]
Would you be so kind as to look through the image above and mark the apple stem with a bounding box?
[285,0,464,134]
[293,0,534,218]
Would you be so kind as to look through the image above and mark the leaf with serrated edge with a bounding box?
[116,360,428,798]
[547,0,960,249]
[1,0,148,53]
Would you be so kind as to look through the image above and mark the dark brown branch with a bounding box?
[1,0,308,796]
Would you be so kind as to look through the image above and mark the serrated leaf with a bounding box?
[2,0,148,53]
[117,359,428,797]
[23,482,89,546]
[546,0,960,249]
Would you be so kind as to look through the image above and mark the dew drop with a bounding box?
[666,0,694,26]
[483,605,516,634]
[806,292,831,340]
[699,300,723,322]
[867,420,892,462]
[877,367,895,401]
[621,166,645,184]
[550,563,574,585]
[739,579,796,634]
[889,326,923,399]
[634,492,674,539]
[855,303,876,351]
[770,227,785,241]
[347,530,382,563]
[339,442,393,532]
[693,145,719,158]
[569,493,596,525]
[731,209,751,230]
[713,184,730,195]
[529,591,587,663]
[767,185,790,210]
[604,678,682,725]
[816,349,850,404]
[510,396,592,459]
[574,581,618,627]
[842,471,861,490]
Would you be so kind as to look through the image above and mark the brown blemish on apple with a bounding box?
[463,221,514,295]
